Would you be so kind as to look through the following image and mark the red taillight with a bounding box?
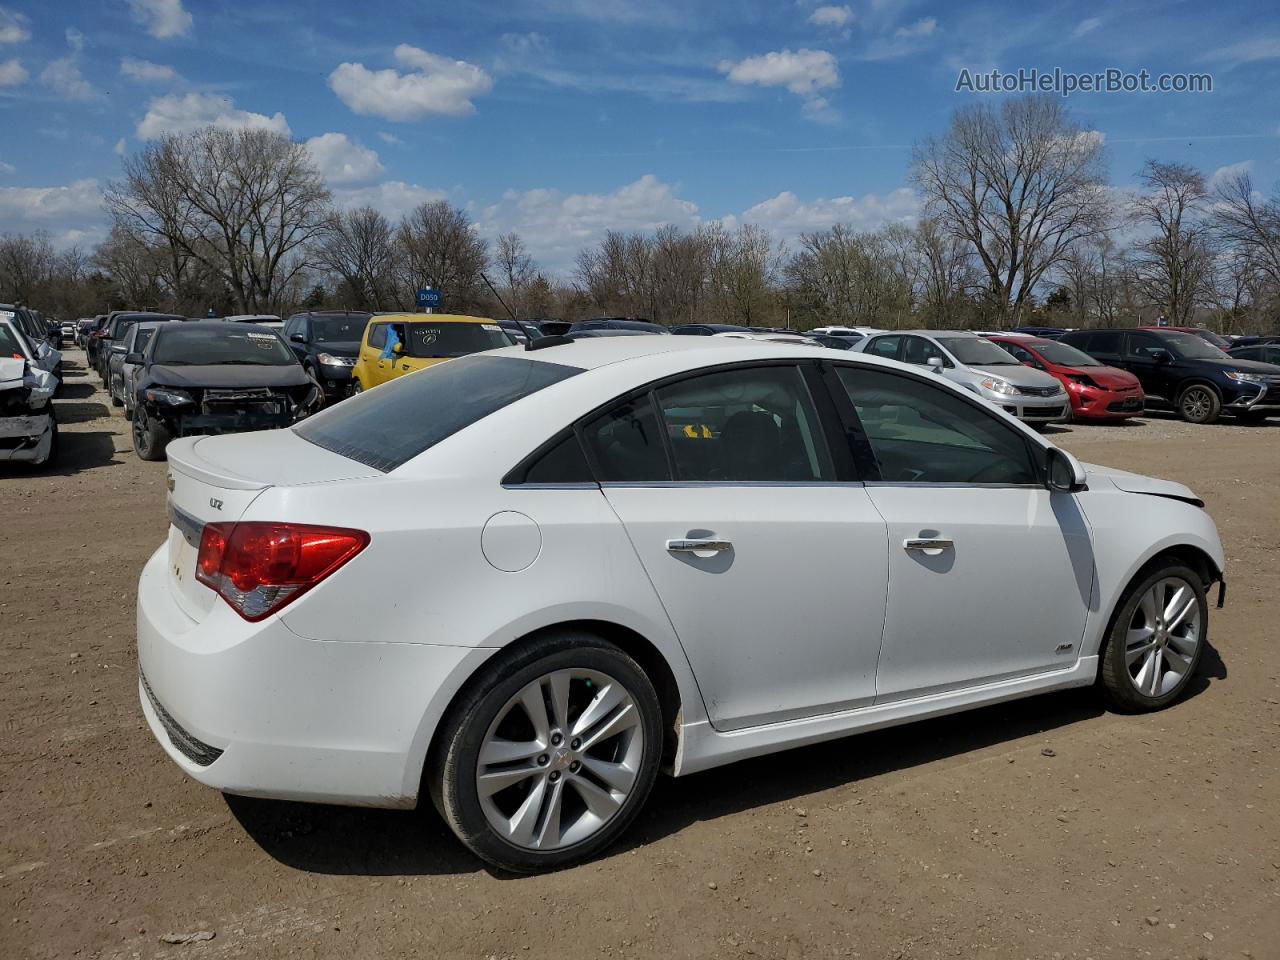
[195,521,369,622]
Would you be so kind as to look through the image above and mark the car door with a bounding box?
[285,315,309,364]
[828,364,1093,701]
[585,361,890,731]
[1121,331,1180,402]
[373,322,407,385]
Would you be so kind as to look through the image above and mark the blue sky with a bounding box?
[1,0,1279,273]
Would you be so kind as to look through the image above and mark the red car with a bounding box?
[985,334,1145,420]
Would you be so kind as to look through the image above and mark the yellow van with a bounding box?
[352,314,514,391]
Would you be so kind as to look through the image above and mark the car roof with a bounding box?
[369,313,496,324]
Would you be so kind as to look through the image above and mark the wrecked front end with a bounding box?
[141,382,322,439]
[0,358,57,465]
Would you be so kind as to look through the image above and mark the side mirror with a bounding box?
[125,352,143,365]
[290,332,305,343]
[926,356,944,372]
[1046,447,1087,493]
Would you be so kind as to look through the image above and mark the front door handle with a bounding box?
[904,538,953,554]
[667,538,732,554]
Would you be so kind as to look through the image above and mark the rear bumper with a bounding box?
[136,544,494,807]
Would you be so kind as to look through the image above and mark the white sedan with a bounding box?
[137,336,1224,872]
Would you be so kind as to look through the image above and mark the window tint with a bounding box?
[1127,332,1168,360]
[865,336,900,360]
[296,355,583,472]
[902,336,944,366]
[311,314,369,342]
[519,433,593,484]
[835,367,1038,485]
[367,323,388,349]
[654,365,834,482]
[1087,330,1122,354]
[402,322,512,358]
[153,327,295,366]
[581,395,670,483]
[1231,347,1260,360]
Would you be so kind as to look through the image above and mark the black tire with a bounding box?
[430,632,663,873]
[1098,557,1208,712]
[1176,384,1221,424]
[132,405,172,461]
[109,374,123,407]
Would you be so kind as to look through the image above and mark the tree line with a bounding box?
[3,95,1280,332]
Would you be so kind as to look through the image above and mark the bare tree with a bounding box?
[707,224,782,326]
[911,94,1109,324]
[909,219,978,326]
[493,232,537,316]
[397,200,488,312]
[784,224,911,327]
[1213,171,1280,289]
[313,207,398,310]
[107,127,331,313]
[1127,161,1212,324]
[0,231,56,303]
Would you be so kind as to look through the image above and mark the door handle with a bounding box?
[667,538,732,554]
[904,538,953,553]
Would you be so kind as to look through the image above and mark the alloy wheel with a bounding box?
[475,668,644,851]
[1123,576,1201,697]
[1181,388,1211,421]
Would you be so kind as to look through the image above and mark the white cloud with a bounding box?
[114,137,126,156]
[40,29,100,102]
[331,180,447,218]
[739,187,921,244]
[895,17,937,39]
[120,57,178,83]
[377,131,402,145]
[1202,36,1280,67]
[137,92,290,138]
[481,174,701,268]
[0,160,14,174]
[809,5,853,28]
[127,0,192,39]
[328,46,494,121]
[0,55,26,85]
[0,6,30,45]
[1071,17,1102,39]
[0,178,108,246]
[1208,161,1251,191]
[717,48,839,114]
[304,133,384,185]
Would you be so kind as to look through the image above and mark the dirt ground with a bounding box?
[2,349,1278,960]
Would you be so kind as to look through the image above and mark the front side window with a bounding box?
[655,365,834,482]
[297,355,582,472]
[902,336,946,367]
[366,323,388,350]
[836,367,1038,485]
[1126,332,1169,360]
[1000,341,1038,365]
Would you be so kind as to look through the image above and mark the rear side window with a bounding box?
[581,395,670,483]
[1086,330,1122,354]
[296,355,582,472]
[517,434,593,484]
[865,336,900,360]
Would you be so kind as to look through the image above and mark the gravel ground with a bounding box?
[2,350,1278,960]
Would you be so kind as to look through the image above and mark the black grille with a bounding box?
[1017,385,1061,397]
[141,671,224,766]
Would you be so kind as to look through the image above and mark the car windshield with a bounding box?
[311,315,369,342]
[1032,340,1102,367]
[401,323,513,358]
[1163,332,1229,360]
[936,337,1020,366]
[295,355,581,472]
[1,324,28,359]
[152,327,296,365]
[113,314,181,338]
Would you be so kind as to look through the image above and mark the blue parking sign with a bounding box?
[416,287,441,308]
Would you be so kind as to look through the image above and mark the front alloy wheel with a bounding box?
[432,633,662,872]
[1177,385,1220,424]
[1100,560,1207,711]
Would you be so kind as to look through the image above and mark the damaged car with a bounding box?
[129,321,322,461]
[0,319,58,468]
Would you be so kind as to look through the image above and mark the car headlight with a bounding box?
[979,377,1017,395]
[144,386,194,406]
[1225,371,1263,383]
[317,353,352,366]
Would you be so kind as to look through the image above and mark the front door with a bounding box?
[583,363,889,731]
[1120,331,1181,403]
[829,364,1093,701]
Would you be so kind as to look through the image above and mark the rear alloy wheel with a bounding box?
[110,374,123,407]
[1099,560,1207,712]
[132,405,172,462]
[1177,384,1220,424]
[432,633,662,873]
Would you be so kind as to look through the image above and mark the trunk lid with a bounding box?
[163,429,379,621]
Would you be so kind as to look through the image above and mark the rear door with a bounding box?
[1122,331,1180,402]
[586,361,889,731]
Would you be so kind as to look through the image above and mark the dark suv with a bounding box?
[282,310,371,401]
[1059,327,1280,423]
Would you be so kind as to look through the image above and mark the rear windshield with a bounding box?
[295,354,582,472]
[312,315,370,342]
[399,323,513,357]
[152,327,296,366]
[112,314,182,338]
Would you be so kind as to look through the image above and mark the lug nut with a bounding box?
[569,760,581,773]
[551,733,563,746]
[570,738,581,750]
[549,771,561,782]
[537,754,549,766]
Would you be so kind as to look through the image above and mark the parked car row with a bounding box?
[0,305,60,468]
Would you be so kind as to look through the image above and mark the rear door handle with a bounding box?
[904,538,953,553]
[667,538,732,554]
